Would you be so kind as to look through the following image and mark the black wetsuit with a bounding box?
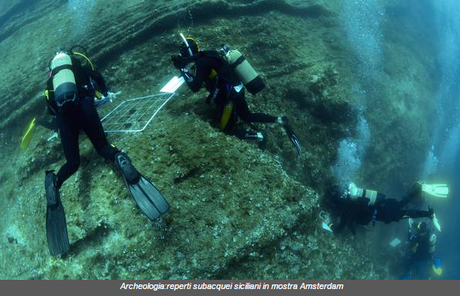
[45,56,119,188]
[330,187,432,234]
[404,226,437,279]
[182,51,277,138]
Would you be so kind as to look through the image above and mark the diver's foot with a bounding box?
[319,211,333,233]
[115,152,141,184]
[410,180,424,198]
[258,132,268,150]
[277,116,288,125]
[45,171,59,207]
[244,131,264,142]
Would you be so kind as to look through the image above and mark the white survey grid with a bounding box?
[100,76,184,134]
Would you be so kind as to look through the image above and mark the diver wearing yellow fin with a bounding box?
[171,34,302,154]
[322,181,438,234]
[43,47,169,256]
[402,221,443,279]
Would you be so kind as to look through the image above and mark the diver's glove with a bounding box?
[181,68,194,83]
[101,91,121,102]
[172,55,187,69]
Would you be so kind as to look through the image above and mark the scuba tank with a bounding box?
[348,183,378,206]
[50,52,78,108]
[221,45,265,95]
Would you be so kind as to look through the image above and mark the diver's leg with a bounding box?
[376,199,407,223]
[400,182,423,207]
[403,209,433,219]
[233,91,278,123]
[56,114,80,188]
[36,117,58,131]
[80,97,119,161]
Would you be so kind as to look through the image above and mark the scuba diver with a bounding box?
[43,47,169,256]
[320,181,444,234]
[21,84,117,149]
[402,220,443,279]
[171,34,301,154]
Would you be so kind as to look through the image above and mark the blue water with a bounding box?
[66,0,95,43]
[335,0,460,279]
[420,0,460,279]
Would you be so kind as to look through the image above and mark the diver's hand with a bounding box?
[102,91,121,102]
[172,55,186,69]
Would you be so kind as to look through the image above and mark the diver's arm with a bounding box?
[333,212,348,234]
[181,68,201,92]
[86,67,109,96]
[182,59,213,92]
[45,79,58,116]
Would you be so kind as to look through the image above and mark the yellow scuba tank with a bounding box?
[50,52,78,107]
[221,45,265,95]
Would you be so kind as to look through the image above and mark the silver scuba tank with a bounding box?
[221,45,265,95]
[50,52,78,107]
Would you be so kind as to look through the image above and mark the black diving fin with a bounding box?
[115,153,170,220]
[45,171,70,256]
[282,117,302,155]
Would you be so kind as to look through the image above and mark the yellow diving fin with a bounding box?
[422,184,449,198]
[21,118,37,149]
[219,100,234,130]
[432,264,443,277]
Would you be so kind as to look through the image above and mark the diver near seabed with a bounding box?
[401,220,443,279]
[20,81,118,149]
[171,33,302,154]
[320,182,447,234]
[43,47,169,256]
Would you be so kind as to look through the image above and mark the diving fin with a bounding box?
[115,153,170,220]
[432,213,442,232]
[422,184,449,198]
[21,118,37,149]
[281,117,302,155]
[319,211,333,233]
[45,172,70,256]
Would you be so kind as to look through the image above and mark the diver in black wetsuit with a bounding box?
[322,182,435,234]
[171,35,301,153]
[402,221,443,279]
[43,49,169,256]
[44,51,119,187]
